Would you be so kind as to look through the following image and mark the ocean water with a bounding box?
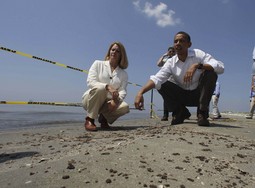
[0,105,149,131]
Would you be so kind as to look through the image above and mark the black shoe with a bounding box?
[171,106,189,125]
[161,116,168,121]
[197,111,210,126]
[183,108,191,119]
[171,116,184,125]
[98,114,111,129]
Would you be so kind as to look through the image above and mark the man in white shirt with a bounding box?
[211,81,222,119]
[156,46,183,121]
[246,46,255,119]
[134,31,224,126]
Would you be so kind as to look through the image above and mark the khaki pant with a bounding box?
[82,85,129,124]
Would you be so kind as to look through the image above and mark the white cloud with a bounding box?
[133,0,181,27]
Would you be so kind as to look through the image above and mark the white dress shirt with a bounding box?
[83,60,128,101]
[253,46,255,60]
[150,49,224,90]
[252,46,255,75]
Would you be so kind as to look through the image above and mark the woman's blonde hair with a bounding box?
[105,41,128,69]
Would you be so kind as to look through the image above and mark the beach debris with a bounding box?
[62,175,70,179]
[109,169,117,174]
[105,178,112,183]
[172,152,180,156]
[156,173,167,180]
[148,185,157,188]
[66,159,76,170]
[147,167,154,172]
[38,158,50,163]
[195,156,207,161]
[25,163,32,167]
[201,148,212,152]
[187,178,194,182]
[156,185,165,188]
[67,163,75,170]
[25,180,32,184]
[101,152,110,155]
[175,166,184,170]
[236,153,247,158]
[140,160,147,164]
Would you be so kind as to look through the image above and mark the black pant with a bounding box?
[158,71,217,113]
[163,101,169,117]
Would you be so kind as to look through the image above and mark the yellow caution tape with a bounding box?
[0,101,148,111]
[128,82,142,87]
[149,103,160,119]
[0,46,141,85]
[0,101,82,107]
[0,46,89,73]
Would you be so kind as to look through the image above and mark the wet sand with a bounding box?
[0,114,254,188]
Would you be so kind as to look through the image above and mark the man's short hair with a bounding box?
[176,31,191,42]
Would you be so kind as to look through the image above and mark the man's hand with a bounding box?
[183,64,197,83]
[134,93,144,110]
[134,80,155,110]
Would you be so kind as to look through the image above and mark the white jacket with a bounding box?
[82,60,128,101]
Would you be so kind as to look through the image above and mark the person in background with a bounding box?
[157,46,175,67]
[134,31,224,126]
[211,81,222,119]
[246,46,255,119]
[156,46,178,121]
[82,42,130,131]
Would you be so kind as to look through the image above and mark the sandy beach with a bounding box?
[0,114,254,188]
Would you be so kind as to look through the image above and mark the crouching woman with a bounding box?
[82,42,130,131]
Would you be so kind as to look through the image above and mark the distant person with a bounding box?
[246,46,255,119]
[157,47,175,67]
[211,81,222,119]
[134,31,224,126]
[82,42,130,131]
[156,46,180,121]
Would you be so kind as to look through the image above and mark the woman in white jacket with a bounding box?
[82,42,130,131]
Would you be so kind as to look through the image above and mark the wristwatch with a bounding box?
[197,63,203,69]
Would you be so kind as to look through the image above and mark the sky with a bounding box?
[0,0,255,114]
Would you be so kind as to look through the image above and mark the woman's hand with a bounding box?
[106,85,120,111]
[107,99,119,112]
[106,85,119,100]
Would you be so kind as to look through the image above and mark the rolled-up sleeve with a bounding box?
[199,50,224,75]
[118,72,128,101]
[207,59,224,74]
[150,75,162,90]
[150,65,171,90]
[87,60,106,89]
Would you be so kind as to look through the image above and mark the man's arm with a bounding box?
[196,63,214,71]
[183,63,214,83]
[134,80,155,110]
[157,53,168,67]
